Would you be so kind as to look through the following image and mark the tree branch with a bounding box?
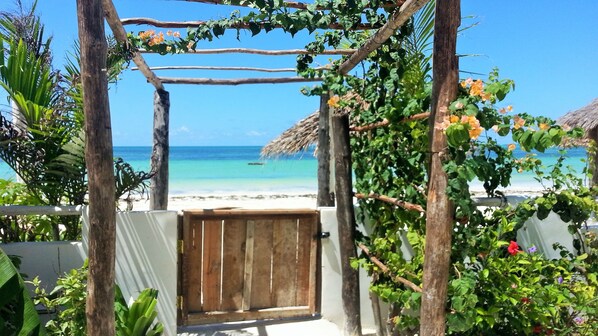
[132,65,330,72]
[102,0,164,90]
[157,76,322,85]
[122,17,375,30]
[339,0,431,74]
[354,192,424,213]
[140,47,356,56]
[350,112,430,132]
[358,243,422,293]
[178,0,405,11]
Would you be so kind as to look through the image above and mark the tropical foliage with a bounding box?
[0,247,45,336]
[0,2,151,241]
[32,261,163,336]
[124,0,598,334]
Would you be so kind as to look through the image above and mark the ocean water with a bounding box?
[0,146,590,195]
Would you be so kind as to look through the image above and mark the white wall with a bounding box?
[319,207,381,332]
[83,209,179,336]
[1,241,85,293]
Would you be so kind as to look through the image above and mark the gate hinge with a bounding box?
[177,240,184,254]
[177,295,184,310]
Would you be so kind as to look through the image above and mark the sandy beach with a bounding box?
[124,192,320,211]
[122,185,547,212]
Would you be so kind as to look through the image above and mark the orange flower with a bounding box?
[138,30,155,40]
[460,78,473,88]
[166,30,173,36]
[469,80,484,97]
[173,31,181,38]
[327,95,340,108]
[187,41,195,50]
[506,105,513,112]
[480,91,492,102]
[450,115,460,123]
[513,115,525,130]
[469,127,483,139]
[508,143,516,151]
[539,123,550,130]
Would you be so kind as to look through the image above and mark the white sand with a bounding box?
[121,185,549,212]
[122,193,319,212]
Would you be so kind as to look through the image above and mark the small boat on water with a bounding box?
[247,162,265,166]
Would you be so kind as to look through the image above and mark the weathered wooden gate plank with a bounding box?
[242,220,255,311]
[295,216,314,306]
[221,219,246,311]
[186,216,203,312]
[250,219,274,309]
[202,219,223,311]
[272,218,299,307]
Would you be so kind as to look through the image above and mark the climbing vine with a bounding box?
[121,1,598,334]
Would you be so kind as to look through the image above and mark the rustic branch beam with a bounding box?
[121,17,375,30]
[157,76,322,85]
[141,47,356,55]
[350,112,430,132]
[102,0,164,90]
[354,193,424,213]
[132,65,330,72]
[358,243,422,293]
[178,0,405,11]
[339,0,430,75]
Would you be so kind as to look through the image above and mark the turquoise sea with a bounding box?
[0,146,590,195]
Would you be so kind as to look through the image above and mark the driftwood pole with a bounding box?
[420,1,460,335]
[150,89,170,210]
[591,128,598,187]
[331,110,362,336]
[77,0,116,335]
[317,93,334,207]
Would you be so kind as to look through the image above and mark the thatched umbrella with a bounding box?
[261,92,369,158]
[557,97,598,186]
[260,110,319,158]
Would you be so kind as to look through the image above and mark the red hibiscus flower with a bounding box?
[508,241,520,255]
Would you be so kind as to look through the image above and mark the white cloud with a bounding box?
[246,130,266,137]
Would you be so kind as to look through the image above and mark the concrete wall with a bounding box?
[1,241,85,293]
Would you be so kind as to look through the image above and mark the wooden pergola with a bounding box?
[77,0,457,335]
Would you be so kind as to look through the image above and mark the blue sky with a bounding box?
[3,0,598,146]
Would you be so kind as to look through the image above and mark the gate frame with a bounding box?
[177,209,321,326]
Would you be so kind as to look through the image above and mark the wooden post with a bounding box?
[591,128,598,188]
[317,94,334,207]
[331,111,362,336]
[150,89,170,210]
[420,1,460,336]
[76,0,116,335]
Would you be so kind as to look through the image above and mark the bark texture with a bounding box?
[420,1,460,335]
[317,93,334,207]
[77,0,116,334]
[150,89,170,210]
[331,112,362,336]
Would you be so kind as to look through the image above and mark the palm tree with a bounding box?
[0,3,150,241]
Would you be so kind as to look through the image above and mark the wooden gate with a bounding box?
[178,209,319,325]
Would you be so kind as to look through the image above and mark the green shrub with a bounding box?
[0,247,46,335]
[33,261,163,335]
